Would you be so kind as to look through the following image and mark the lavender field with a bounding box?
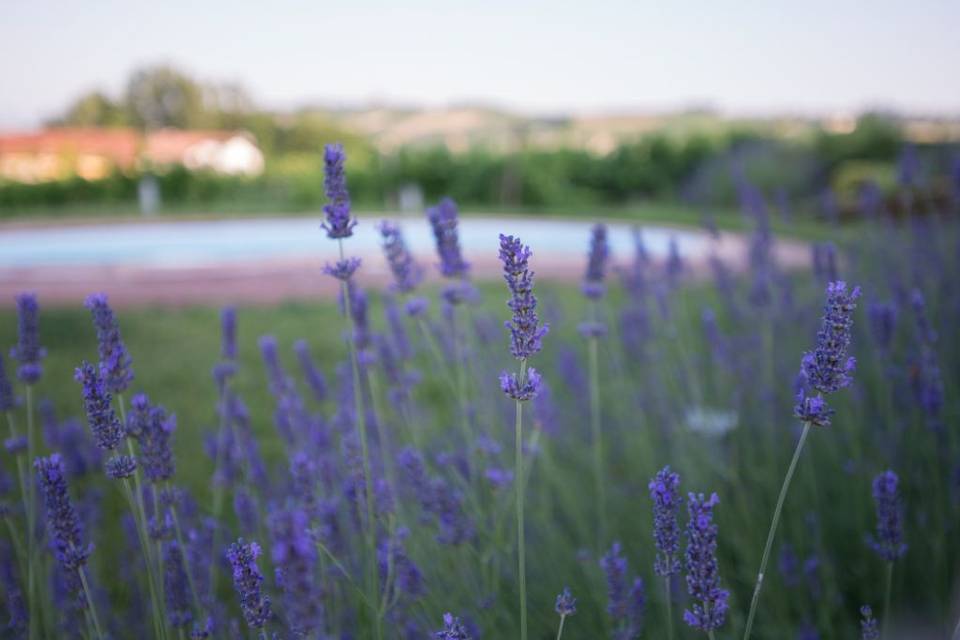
[1,144,958,640]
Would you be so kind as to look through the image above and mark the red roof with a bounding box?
[0,128,140,168]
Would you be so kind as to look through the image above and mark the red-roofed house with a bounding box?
[0,127,264,183]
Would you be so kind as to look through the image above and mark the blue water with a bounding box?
[0,216,708,268]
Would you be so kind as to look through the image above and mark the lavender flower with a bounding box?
[435,612,470,640]
[499,234,549,360]
[221,306,237,361]
[85,293,134,393]
[141,406,176,483]
[321,143,356,239]
[427,198,469,279]
[868,470,907,562]
[270,506,322,636]
[859,605,879,640]
[226,539,272,629]
[499,368,542,401]
[380,220,424,293]
[323,256,362,281]
[35,455,91,572]
[105,454,137,480]
[683,492,728,633]
[555,587,576,617]
[649,466,682,577]
[795,281,860,426]
[164,542,193,628]
[867,302,896,353]
[11,292,45,383]
[0,353,15,412]
[294,339,327,404]
[800,281,860,394]
[583,224,610,299]
[600,542,629,620]
[74,361,124,451]
[623,578,646,640]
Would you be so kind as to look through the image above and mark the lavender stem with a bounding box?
[588,332,607,550]
[742,421,811,640]
[665,576,674,640]
[76,562,105,640]
[555,614,566,640]
[881,562,893,640]
[515,358,528,640]
[337,238,382,640]
[25,385,38,640]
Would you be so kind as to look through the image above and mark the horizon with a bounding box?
[3,1,959,129]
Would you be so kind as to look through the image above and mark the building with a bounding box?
[0,127,264,183]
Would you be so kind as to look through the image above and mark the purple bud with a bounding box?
[84,293,134,393]
[11,292,45,383]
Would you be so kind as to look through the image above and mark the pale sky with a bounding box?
[2,0,959,128]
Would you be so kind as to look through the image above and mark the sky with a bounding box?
[2,0,959,128]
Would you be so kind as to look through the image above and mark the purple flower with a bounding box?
[793,388,834,428]
[126,392,151,439]
[321,143,356,239]
[649,466,682,577]
[427,198,470,279]
[35,455,91,572]
[4,435,26,454]
[859,605,879,640]
[483,467,514,489]
[11,292,45,383]
[141,406,176,483]
[683,492,728,633]
[164,542,193,628]
[555,586,576,617]
[868,470,907,562]
[270,507,322,636]
[867,302,896,353]
[622,578,646,640]
[0,353,15,412]
[74,361,124,451]
[577,321,608,338]
[380,220,424,293]
[294,340,327,404]
[583,224,610,299]
[221,306,237,361]
[498,234,549,360]
[0,541,27,635]
[800,281,860,395]
[405,297,429,317]
[600,541,629,620]
[226,539,272,629]
[323,256,362,281]
[435,612,471,640]
[85,293,134,393]
[105,454,137,480]
[499,367,542,401]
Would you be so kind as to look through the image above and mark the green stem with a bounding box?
[515,359,528,640]
[77,564,105,640]
[587,335,607,550]
[881,561,893,640]
[121,479,165,640]
[208,380,230,596]
[742,421,811,640]
[338,239,381,640]
[24,385,39,640]
[169,499,205,617]
[665,576,674,640]
[555,614,566,640]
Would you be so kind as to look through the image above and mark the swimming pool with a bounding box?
[0,216,710,269]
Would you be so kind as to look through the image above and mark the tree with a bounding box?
[53,91,127,127]
[124,65,205,130]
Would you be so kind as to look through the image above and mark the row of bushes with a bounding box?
[2,127,955,217]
